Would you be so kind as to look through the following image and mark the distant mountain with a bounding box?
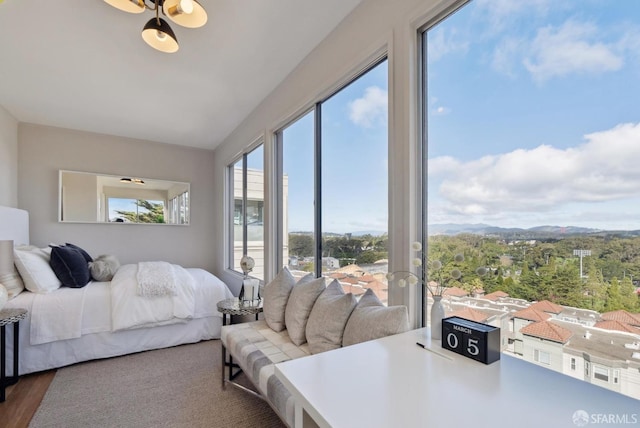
[427,223,609,239]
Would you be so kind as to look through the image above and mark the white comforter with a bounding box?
[111,263,195,331]
[27,266,233,345]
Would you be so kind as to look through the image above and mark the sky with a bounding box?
[427,0,640,230]
[272,1,640,235]
[282,60,388,234]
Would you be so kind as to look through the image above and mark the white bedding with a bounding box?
[111,263,196,331]
[3,267,233,375]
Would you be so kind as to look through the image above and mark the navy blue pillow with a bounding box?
[65,243,93,263]
[49,245,91,288]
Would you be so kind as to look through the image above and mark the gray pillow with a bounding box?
[285,276,326,345]
[342,288,409,347]
[89,254,120,282]
[263,268,296,332]
[306,279,357,354]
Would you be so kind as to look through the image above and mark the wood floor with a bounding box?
[0,370,55,428]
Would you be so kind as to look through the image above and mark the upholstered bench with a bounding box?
[220,268,409,427]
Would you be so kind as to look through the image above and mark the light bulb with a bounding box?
[156,31,167,41]
[178,0,194,14]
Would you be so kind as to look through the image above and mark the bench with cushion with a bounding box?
[221,268,410,426]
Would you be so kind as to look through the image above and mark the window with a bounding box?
[421,0,640,401]
[594,366,609,382]
[277,59,389,302]
[167,191,189,224]
[570,358,576,371]
[534,349,550,365]
[107,198,165,223]
[229,144,265,280]
[614,370,620,384]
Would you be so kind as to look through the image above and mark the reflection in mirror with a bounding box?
[59,170,190,225]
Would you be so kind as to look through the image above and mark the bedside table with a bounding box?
[0,308,28,402]
[216,298,263,326]
[217,298,263,388]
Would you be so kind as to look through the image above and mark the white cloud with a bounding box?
[427,27,468,62]
[491,37,524,78]
[348,86,387,128]
[523,20,623,82]
[429,122,640,218]
[474,0,553,34]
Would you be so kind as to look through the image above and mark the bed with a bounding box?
[0,205,233,376]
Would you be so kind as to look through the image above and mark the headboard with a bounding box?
[0,205,30,246]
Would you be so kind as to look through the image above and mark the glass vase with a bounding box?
[430,295,445,340]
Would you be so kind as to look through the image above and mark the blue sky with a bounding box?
[274,1,640,235]
[282,60,388,234]
[428,0,640,230]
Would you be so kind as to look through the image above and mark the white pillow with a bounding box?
[285,275,326,346]
[262,268,296,332]
[13,246,61,293]
[0,269,25,299]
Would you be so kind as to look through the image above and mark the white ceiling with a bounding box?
[0,0,362,150]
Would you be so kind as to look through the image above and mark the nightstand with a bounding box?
[0,308,27,402]
[217,298,263,389]
[216,298,263,326]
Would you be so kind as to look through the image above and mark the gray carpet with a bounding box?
[29,340,286,428]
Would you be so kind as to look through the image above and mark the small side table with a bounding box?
[216,298,263,326]
[217,298,263,389]
[1,308,27,402]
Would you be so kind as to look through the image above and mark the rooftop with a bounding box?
[521,321,573,344]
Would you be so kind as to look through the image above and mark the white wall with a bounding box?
[18,123,217,270]
[0,105,18,207]
[212,0,451,318]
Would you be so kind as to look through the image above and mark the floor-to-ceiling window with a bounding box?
[422,0,640,401]
[229,143,265,280]
[277,58,389,303]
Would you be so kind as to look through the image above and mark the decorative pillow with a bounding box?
[89,254,120,282]
[0,269,25,299]
[262,268,296,332]
[306,279,357,354]
[342,288,410,347]
[65,243,93,263]
[285,276,326,346]
[13,246,61,293]
[49,245,92,288]
[0,240,24,299]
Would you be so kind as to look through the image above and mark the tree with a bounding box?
[605,277,623,312]
[619,276,637,311]
[551,264,584,307]
[289,234,314,257]
[116,200,164,223]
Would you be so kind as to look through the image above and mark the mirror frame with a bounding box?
[58,170,190,225]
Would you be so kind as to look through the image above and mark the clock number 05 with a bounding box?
[446,333,480,356]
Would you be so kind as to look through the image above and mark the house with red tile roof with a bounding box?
[483,290,509,301]
[520,321,573,372]
[594,320,640,334]
[601,310,640,327]
[447,307,489,323]
[442,286,468,298]
[528,300,563,314]
[512,308,553,355]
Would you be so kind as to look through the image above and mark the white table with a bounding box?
[275,328,639,428]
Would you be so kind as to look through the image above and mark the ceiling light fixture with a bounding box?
[104,0,207,53]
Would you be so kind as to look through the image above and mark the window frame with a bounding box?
[417,0,471,327]
[226,139,265,278]
[275,56,389,279]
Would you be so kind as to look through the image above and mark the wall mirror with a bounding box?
[59,170,190,225]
